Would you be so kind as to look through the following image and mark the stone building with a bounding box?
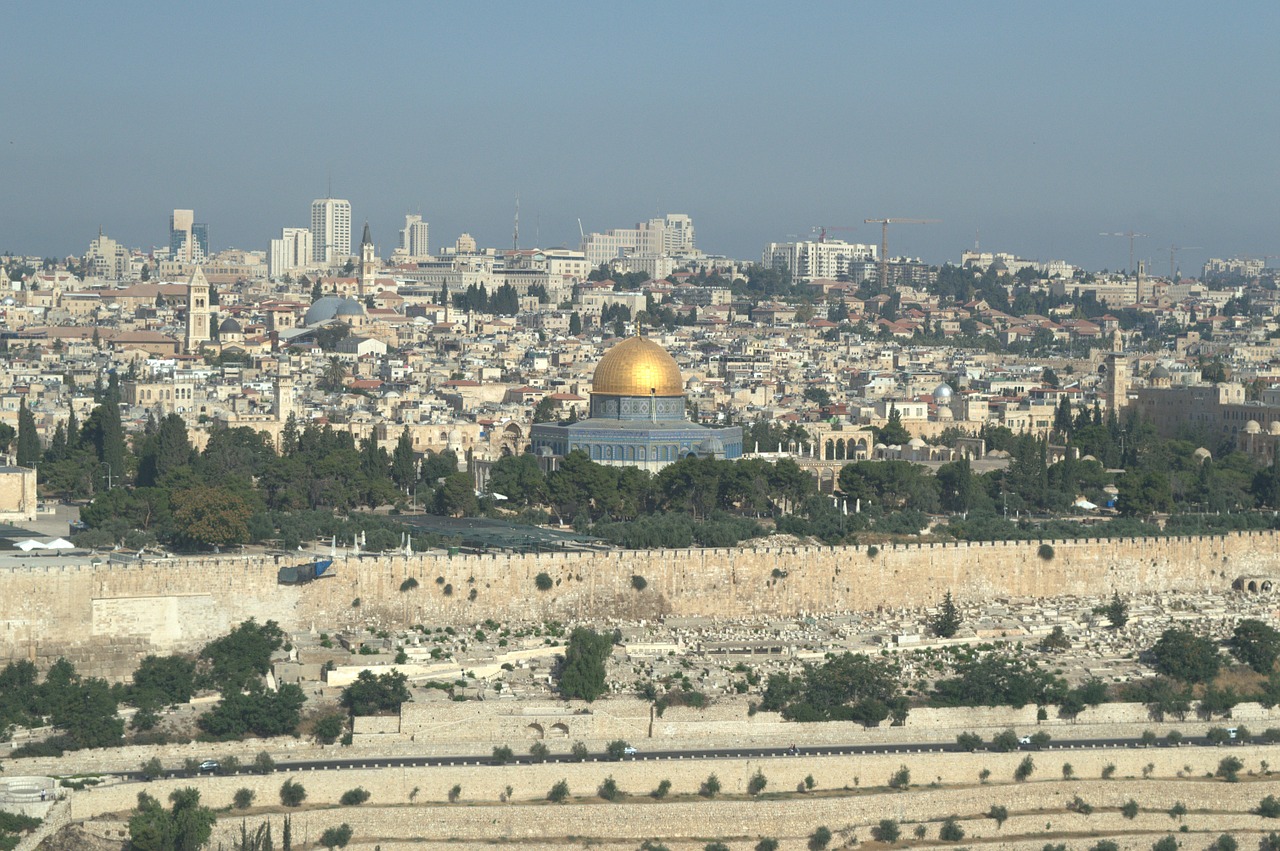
[0,465,37,523]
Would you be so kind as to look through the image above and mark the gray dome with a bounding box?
[304,296,364,326]
[700,435,726,455]
[218,317,242,333]
[1150,364,1172,379]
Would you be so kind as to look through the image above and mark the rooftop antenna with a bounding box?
[577,218,585,242]
[513,194,519,251]
[975,227,980,253]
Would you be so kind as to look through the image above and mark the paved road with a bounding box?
[134,734,1267,781]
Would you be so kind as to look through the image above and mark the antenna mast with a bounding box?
[513,195,520,251]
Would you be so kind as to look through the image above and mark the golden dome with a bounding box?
[592,336,684,396]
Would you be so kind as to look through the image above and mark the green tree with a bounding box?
[435,471,479,517]
[200,619,284,693]
[339,787,370,806]
[877,404,911,445]
[51,672,123,749]
[279,780,306,807]
[929,591,962,638]
[1230,619,1280,674]
[872,819,900,843]
[127,788,216,851]
[131,654,196,707]
[16,398,39,468]
[341,669,411,716]
[1150,628,1221,683]
[533,396,557,423]
[319,357,348,393]
[198,683,306,739]
[170,485,252,550]
[936,457,977,513]
[390,427,416,492]
[808,826,833,850]
[319,823,353,850]
[569,312,582,335]
[137,413,195,487]
[1100,592,1129,628]
[487,453,548,506]
[558,628,613,701]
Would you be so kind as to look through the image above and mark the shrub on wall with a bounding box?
[535,572,553,591]
[279,780,306,807]
[339,787,370,806]
[1038,543,1055,560]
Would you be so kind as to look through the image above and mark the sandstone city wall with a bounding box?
[2,531,1275,676]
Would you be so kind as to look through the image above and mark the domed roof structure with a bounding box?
[1150,364,1172,380]
[591,336,684,397]
[303,296,365,326]
[932,382,953,400]
[1246,420,1262,434]
[218,317,242,333]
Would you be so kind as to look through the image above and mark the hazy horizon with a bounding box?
[4,1,1277,272]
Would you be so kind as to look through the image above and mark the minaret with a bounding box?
[1105,352,1129,414]
[184,266,211,353]
[274,374,295,421]
[359,221,376,297]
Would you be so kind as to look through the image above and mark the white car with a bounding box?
[623,746,638,756]
[1018,735,1033,746]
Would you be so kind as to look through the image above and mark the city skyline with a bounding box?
[3,1,1278,269]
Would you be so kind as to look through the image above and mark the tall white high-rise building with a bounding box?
[762,239,877,283]
[398,214,430,260]
[269,227,313,278]
[310,198,352,264]
[580,214,696,267]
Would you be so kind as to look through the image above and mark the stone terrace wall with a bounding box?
[63,756,1280,848]
[3,531,1276,677]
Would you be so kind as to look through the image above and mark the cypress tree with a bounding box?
[390,426,416,492]
[280,412,299,456]
[16,399,39,467]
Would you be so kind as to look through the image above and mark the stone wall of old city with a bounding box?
[2,531,1275,677]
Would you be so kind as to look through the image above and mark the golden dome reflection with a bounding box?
[591,336,684,397]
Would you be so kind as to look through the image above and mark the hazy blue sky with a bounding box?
[4,1,1277,271]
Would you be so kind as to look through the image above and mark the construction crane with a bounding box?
[812,226,856,243]
[1167,244,1201,280]
[863,218,940,290]
[1099,231,1148,275]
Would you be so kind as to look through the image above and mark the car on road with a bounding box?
[198,759,220,773]
[623,746,638,756]
[1018,735,1033,746]
[1227,727,1238,740]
